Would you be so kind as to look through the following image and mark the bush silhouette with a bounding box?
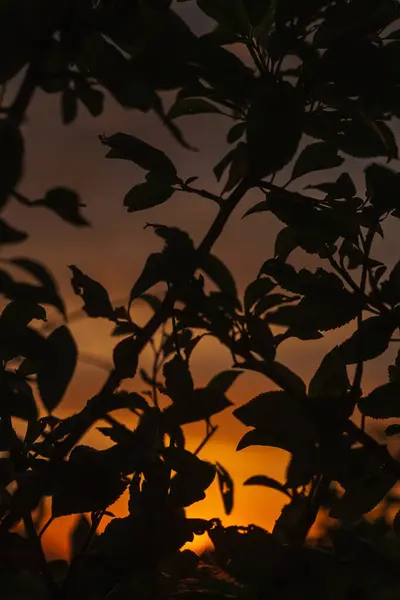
[2,0,400,598]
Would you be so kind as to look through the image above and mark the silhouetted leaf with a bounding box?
[222,142,248,193]
[309,346,349,399]
[0,119,24,209]
[243,359,307,395]
[365,162,400,215]
[166,447,216,507]
[113,336,139,379]
[339,316,396,365]
[216,462,234,515]
[165,387,232,425]
[330,471,397,521]
[52,449,127,517]
[69,265,114,319]
[37,326,77,412]
[358,381,400,419]
[0,218,27,244]
[90,391,149,420]
[129,253,164,303]
[124,180,174,212]
[0,300,47,330]
[307,172,356,200]
[200,253,238,300]
[233,391,315,441]
[291,142,344,181]
[168,98,224,119]
[237,428,298,453]
[244,475,291,497]
[207,370,242,395]
[385,424,400,437]
[227,122,246,144]
[35,188,89,226]
[71,514,91,558]
[163,354,194,402]
[101,132,178,180]
[274,227,298,261]
[244,277,276,313]
[213,148,237,182]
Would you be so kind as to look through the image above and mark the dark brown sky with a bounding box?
[3,4,400,553]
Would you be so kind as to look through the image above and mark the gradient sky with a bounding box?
[3,3,400,557]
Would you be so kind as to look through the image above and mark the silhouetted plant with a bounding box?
[2,0,400,598]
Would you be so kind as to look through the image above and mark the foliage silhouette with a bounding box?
[2,0,400,598]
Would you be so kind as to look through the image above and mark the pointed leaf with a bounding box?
[200,253,237,300]
[124,180,174,212]
[207,370,242,395]
[339,316,396,365]
[37,326,77,412]
[35,188,89,227]
[233,391,315,441]
[113,336,139,379]
[309,346,349,399]
[168,98,224,119]
[163,354,194,402]
[244,277,276,313]
[69,265,114,319]
[244,475,291,498]
[9,258,66,317]
[291,142,344,181]
[246,315,276,362]
[358,381,400,419]
[100,132,177,180]
[165,387,232,425]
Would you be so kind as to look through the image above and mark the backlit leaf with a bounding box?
[309,346,349,399]
[291,142,344,181]
[168,98,224,119]
[69,265,114,319]
[358,381,400,419]
[244,475,291,497]
[165,387,232,425]
[200,253,238,300]
[124,180,174,212]
[244,277,276,313]
[113,336,139,379]
[37,326,77,412]
[101,132,177,180]
[233,391,315,441]
[339,316,396,365]
[35,188,89,227]
[207,370,242,395]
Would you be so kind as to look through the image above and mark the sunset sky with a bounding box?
[3,2,400,558]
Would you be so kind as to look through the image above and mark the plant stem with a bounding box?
[57,179,251,457]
